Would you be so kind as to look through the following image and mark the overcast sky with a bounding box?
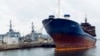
[0,0,100,38]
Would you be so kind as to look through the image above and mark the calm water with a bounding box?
[0,40,100,56]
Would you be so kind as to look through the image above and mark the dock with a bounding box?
[0,41,55,51]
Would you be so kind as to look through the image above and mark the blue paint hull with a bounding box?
[42,18,96,50]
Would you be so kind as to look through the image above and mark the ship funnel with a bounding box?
[49,15,55,19]
[64,14,70,18]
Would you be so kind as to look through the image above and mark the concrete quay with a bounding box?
[0,41,55,51]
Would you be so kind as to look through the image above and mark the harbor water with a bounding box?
[0,40,99,56]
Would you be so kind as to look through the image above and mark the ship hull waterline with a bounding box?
[50,33,96,51]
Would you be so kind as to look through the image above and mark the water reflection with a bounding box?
[55,48,96,56]
[0,48,55,56]
[0,47,97,56]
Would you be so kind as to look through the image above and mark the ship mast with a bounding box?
[32,22,34,32]
[57,0,60,17]
[9,20,13,31]
[85,15,88,23]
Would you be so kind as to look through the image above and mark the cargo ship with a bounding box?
[42,14,96,51]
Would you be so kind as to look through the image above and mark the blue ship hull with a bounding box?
[42,18,96,51]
